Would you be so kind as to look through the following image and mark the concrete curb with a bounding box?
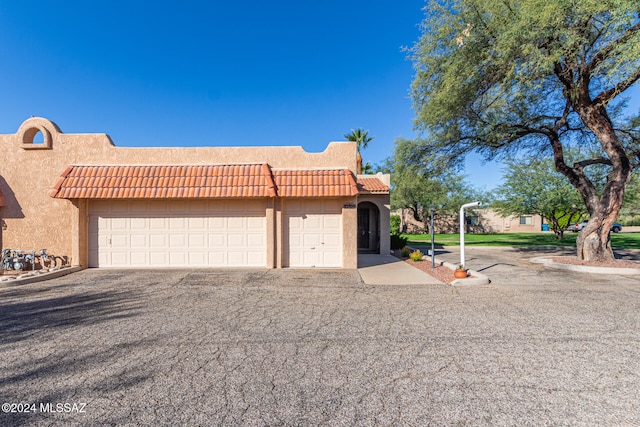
[530,257,640,275]
[409,247,491,286]
[438,260,491,286]
[0,266,83,288]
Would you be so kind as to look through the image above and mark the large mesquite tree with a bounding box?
[410,0,640,261]
[494,157,586,239]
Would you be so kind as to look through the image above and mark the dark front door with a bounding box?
[358,207,370,250]
[358,202,380,253]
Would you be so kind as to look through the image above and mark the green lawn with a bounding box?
[404,232,640,249]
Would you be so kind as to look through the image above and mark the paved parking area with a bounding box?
[1,261,639,426]
[435,245,640,288]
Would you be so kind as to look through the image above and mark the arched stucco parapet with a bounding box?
[16,117,62,150]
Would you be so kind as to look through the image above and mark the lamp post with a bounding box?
[459,201,482,268]
[430,204,435,270]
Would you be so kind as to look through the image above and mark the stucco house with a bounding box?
[0,117,390,270]
[397,207,546,234]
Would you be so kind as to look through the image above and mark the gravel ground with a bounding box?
[1,266,639,426]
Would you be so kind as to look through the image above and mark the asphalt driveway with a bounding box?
[1,265,639,426]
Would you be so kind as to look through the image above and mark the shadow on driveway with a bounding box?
[0,288,144,345]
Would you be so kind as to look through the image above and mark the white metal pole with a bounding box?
[460,206,465,267]
[459,201,482,267]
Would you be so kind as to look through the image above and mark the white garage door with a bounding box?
[284,199,343,268]
[89,200,266,268]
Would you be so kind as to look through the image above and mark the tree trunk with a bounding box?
[577,217,614,261]
[575,190,624,261]
[547,215,564,240]
[572,103,632,261]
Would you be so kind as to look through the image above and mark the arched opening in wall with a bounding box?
[20,125,52,149]
[358,201,380,254]
[32,130,45,145]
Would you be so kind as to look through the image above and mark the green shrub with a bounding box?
[409,249,424,262]
[390,234,408,250]
[400,246,411,258]
[390,215,401,235]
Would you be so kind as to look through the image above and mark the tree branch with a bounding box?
[547,132,600,213]
[553,62,574,91]
[574,157,613,168]
[586,20,640,74]
[553,100,572,132]
[594,67,640,106]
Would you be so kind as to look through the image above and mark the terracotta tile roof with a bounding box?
[271,169,359,197]
[50,164,277,199]
[356,177,390,194]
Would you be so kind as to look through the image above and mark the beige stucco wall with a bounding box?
[395,208,545,234]
[357,173,391,255]
[0,117,360,268]
[478,209,544,233]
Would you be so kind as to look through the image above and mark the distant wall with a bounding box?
[396,208,546,234]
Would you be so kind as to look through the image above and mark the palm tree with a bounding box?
[344,128,374,174]
[362,161,374,174]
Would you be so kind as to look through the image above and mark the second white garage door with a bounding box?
[89,200,267,268]
[284,199,343,268]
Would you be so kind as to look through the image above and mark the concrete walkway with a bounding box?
[357,254,443,285]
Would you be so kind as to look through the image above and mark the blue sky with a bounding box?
[0,1,638,191]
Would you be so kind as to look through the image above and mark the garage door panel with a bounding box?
[209,252,225,264]
[150,252,167,266]
[131,252,148,265]
[208,217,225,229]
[303,233,320,247]
[188,217,207,229]
[247,233,265,246]
[208,234,226,247]
[322,231,341,245]
[131,234,147,248]
[284,200,343,268]
[227,251,246,266]
[247,217,264,229]
[111,234,129,248]
[322,252,341,267]
[304,216,322,229]
[169,217,186,229]
[227,233,246,247]
[111,252,130,266]
[150,218,167,229]
[169,234,187,248]
[169,251,187,266]
[111,218,129,230]
[227,217,245,229]
[150,234,167,248]
[323,216,341,228]
[188,234,206,247]
[131,218,147,230]
[189,252,207,265]
[89,200,266,268]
